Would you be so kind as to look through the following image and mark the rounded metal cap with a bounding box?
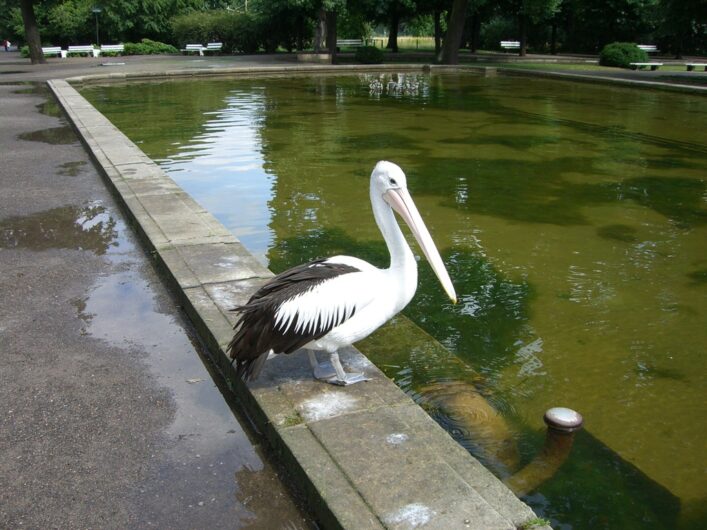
[544,407,584,433]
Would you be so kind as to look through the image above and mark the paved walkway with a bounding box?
[0,52,312,528]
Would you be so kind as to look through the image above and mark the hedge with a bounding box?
[599,42,648,68]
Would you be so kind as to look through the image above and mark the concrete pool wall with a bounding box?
[48,67,550,530]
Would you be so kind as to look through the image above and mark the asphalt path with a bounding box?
[0,51,312,529]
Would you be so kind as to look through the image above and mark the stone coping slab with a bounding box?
[48,75,548,530]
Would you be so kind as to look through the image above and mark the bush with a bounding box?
[170,10,261,54]
[20,45,29,58]
[355,45,383,64]
[599,42,648,68]
[480,16,516,51]
[124,38,178,56]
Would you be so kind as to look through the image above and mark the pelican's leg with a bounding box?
[308,350,336,381]
[328,352,369,386]
[308,350,369,385]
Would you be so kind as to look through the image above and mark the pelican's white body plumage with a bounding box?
[228,161,455,385]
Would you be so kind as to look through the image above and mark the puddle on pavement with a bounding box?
[17,125,76,145]
[57,160,87,177]
[37,98,63,118]
[71,214,312,526]
[0,202,118,254]
[8,82,42,92]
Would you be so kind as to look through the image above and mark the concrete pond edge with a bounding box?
[47,69,550,530]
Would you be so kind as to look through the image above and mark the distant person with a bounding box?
[2,39,10,52]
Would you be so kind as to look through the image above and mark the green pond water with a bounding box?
[83,72,707,529]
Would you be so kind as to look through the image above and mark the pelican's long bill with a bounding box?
[383,188,457,303]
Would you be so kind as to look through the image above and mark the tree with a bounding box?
[516,0,562,56]
[413,0,449,54]
[466,0,490,53]
[20,0,45,64]
[440,0,467,63]
[659,0,706,58]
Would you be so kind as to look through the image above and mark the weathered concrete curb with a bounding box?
[48,75,548,530]
[498,66,707,95]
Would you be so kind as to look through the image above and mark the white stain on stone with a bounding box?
[207,284,239,308]
[386,433,409,445]
[297,391,358,422]
[214,256,239,268]
[384,503,435,528]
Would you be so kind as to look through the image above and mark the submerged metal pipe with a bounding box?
[504,407,584,497]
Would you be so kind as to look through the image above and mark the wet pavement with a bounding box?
[0,76,312,527]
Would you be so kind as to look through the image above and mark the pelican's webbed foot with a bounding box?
[308,351,369,386]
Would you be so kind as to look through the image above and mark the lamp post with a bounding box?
[91,6,102,46]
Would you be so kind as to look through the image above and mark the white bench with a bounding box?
[67,45,99,57]
[637,44,658,53]
[685,63,707,72]
[42,46,66,58]
[204,42,223,54]
[500,40,520,51]
[336,39,364,49]
[182,44,205,56]
[630,62,663,70]
[99,43,124,56]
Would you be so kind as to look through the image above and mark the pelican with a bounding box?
[228,161,456,385]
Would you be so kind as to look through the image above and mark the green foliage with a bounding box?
[170,9,261,53]
[47,0,93,44]
[520,517,552,529]
[20,44,29,58]
[354,45,383,64]
[254,0,314,52]
[599,42,648,68]
[123,38,178,55]
[480,16,517,50]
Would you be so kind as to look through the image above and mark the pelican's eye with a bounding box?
[389,178,397,186]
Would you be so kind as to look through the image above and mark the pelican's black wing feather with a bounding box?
[227,259,361,381]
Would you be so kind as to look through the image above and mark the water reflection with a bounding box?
[76,214,310,527]
[155,89,274,264]
[0,203,117,254]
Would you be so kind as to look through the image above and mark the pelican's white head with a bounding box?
[370,161,457,304]
[371,160,408,195]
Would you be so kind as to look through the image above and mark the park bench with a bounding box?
[203,42,223,54]
[629,62,663,70]
[500,40,520,51]
[685,63,707,72]
[99,43,125,56]
[336,39,364,49]
[637,44,658,53]
[42,46,66,58]
[67,45,99,57]
[182,44,205,56]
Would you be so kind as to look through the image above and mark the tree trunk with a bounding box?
[434,10,442,55]
[386,6,400,52]
[440,0,469,64]
[469,13,481,53]
[519,13,527,57]
[20,0,45,65]
[296,15,304,51]
[325,10,337,56]
[550,22,557,54]
[314,8,326,52]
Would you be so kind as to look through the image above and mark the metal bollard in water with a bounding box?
[504,407,584,497]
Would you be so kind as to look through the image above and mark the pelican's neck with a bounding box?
[370,187,415,272]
